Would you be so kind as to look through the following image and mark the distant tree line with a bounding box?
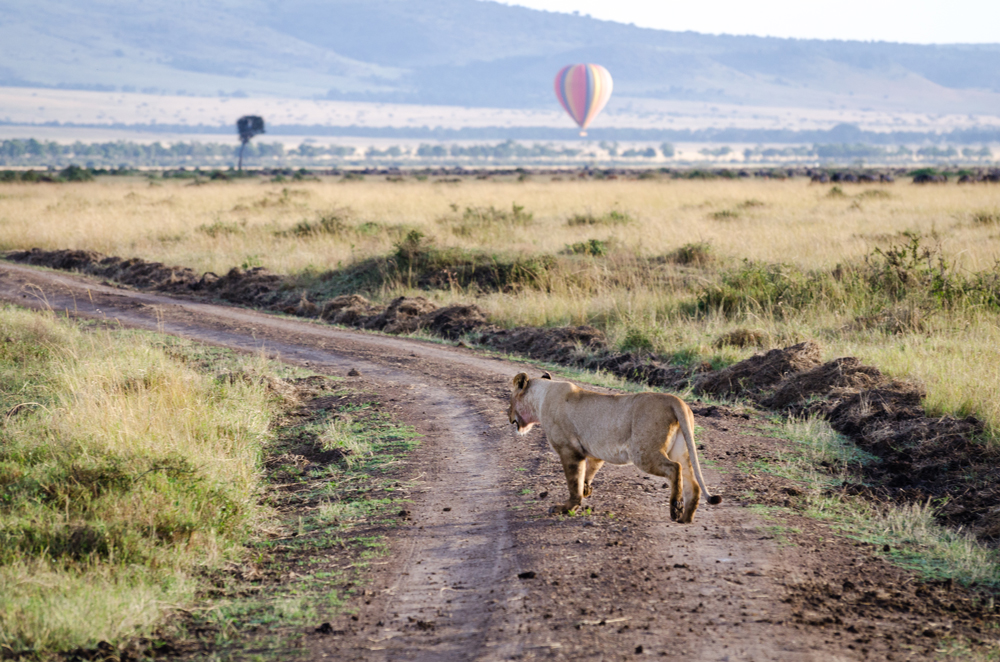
[415,140,584,159]
[742,144,992,161]
[0,139,286,167]
[1,138,993,168]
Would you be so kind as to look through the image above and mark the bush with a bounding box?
[197,221,243,238]
[277,210,352,238]
[59,165,94,182]
[389,230,554,291]
[698,261,831,317]
[971,210,1000,226]
[564,239,609,256]
[620,327,656,353]
[566,209,633,226]
[670,242,713,266]
[447,203,534,237]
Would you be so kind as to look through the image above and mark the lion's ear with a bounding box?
[540,372,551,380]
[512,373,529,391]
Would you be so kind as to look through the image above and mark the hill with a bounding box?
[2,0,1000,114]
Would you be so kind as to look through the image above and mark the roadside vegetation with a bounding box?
[0,306,281,656]
[1,176,1000,439]
[768,416,1000,588]
[0,305,421,658]
[169,382,420,658]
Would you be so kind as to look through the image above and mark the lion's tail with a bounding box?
[674,398,722,505]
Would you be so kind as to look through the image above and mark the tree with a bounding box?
[236,115,265,170]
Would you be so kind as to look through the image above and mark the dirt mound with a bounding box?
[5,248,282,305]
[213,267,283,306]
[7,248,207,292]
[320,294,375,325]
[590,352,690,389]
[362,296,439,334]
[762,357,886,411]
[695,341,822,400]
[826,384,926,441]
[480,325,607,365]
[8,248,105,272]
[421,304,492,340]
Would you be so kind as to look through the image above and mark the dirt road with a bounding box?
[0,261,981,661]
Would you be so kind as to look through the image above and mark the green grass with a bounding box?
[173,396,420,658]
[0,306,279,655]
[808,496,1000,587]
[759,415,1000,589]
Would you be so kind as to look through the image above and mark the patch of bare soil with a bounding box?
[0,261,997,661]
[6,249,999,545]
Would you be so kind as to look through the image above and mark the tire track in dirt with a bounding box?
[0,262,864,661]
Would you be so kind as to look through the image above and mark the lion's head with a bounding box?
[509,372,549,435]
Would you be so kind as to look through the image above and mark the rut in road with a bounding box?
[0,262,843,661]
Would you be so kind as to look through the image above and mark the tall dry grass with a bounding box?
[0,306,276,654]
[2,176,1000,434]
[2,177,999,274]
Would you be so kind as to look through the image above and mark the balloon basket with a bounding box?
[579,131,587,137]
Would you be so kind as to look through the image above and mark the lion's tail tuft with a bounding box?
[708,495,722,505]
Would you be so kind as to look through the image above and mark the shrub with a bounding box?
[857,189,891,200]
[620,327,655,353]
[388,230,554,291]
[566,210,633,226]
[197,220,243,238]
[971,210,1000,226]
[564,239,609,256]
[59,165,94,182]
[670,242,713,266]
[448,203,534,237]
[277,210,352,238]
[698,261,831,318]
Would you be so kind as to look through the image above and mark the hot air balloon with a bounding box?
[554,64,613,136]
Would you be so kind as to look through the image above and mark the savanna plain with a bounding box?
[3,173,1000,433]
[3,172,1000,659]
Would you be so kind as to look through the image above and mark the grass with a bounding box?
[0,306,279,656]
[3,176,1000,436]
[762,415,1000,590]
[177,395,421,658]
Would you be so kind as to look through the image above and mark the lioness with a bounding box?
[509,372,721,523]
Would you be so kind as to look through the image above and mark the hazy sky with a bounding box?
[493,0,1000,44]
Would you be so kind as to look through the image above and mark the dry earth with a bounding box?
[0,261,996,661]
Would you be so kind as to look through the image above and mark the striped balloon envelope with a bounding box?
[553,64,613,136]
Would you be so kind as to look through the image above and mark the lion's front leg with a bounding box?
[583,457,604,498]
[552,448,586,514]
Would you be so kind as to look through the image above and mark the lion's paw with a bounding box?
[670,499,683,522]
[550,503,578,515]
[582,484,593,498]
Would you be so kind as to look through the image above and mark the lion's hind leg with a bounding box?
[636,450,684,522]
[668,445,701,524]
[678,458,701,523]
[582,457,604,498]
